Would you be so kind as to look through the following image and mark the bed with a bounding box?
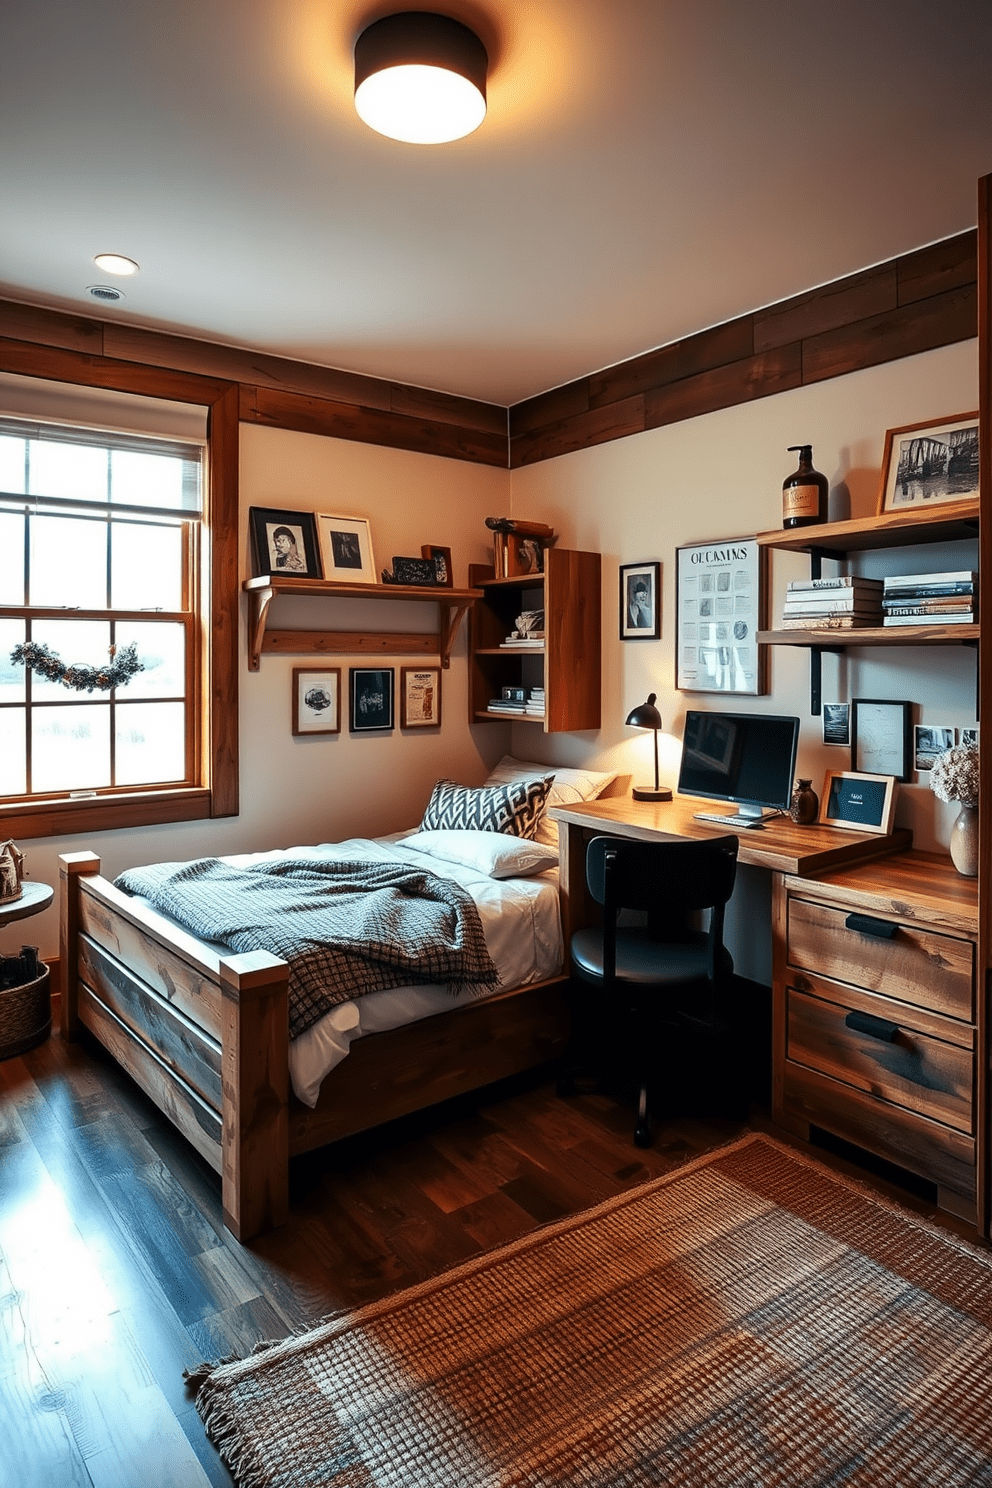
[59,765,628,1240]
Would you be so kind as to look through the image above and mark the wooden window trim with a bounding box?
[0,344,239,838]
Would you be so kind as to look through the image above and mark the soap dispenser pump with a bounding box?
[782,445,828,529]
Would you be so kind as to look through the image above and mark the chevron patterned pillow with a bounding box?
[421,776,555,839]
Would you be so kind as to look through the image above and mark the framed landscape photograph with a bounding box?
[620,561,660,639]
[350,667,394,731]
[249,507,322,578]
[914,724,955,772]
[421,545,453,587]
[675,536,767,695]
[850,698,912,782]
[878,411,979,514]
[400,666,441,728]
[316,514,377,584]
[819,770,897,835]
[292,668,340,736]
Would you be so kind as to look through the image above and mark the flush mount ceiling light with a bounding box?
[354,11,488,144]
[93,253,140,276]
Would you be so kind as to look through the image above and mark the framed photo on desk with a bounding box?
[675,536,767,695]
[819,770,897,835]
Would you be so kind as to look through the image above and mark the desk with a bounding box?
[550,794,911,946]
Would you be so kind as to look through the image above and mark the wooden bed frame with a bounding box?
[58,780,628,1241]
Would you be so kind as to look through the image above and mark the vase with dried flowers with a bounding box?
[929,743,979,876]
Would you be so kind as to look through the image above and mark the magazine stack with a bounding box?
[779,576,884,630]
[882,571,977,626]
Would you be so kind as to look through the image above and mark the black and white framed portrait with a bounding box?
[316,514,377,584]
[249,507,322,578]
[620,561,660,639]
[292,668,341,736]
[350,667,394,731]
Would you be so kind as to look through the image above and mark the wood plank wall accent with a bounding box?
[0,300,508,467]
[976,173,991,1240]
[509,230,978,467]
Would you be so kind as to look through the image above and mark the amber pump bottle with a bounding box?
[782,445,828,528]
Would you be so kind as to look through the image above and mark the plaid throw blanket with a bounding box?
[115,856,500,1040]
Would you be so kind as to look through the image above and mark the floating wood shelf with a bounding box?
[758,623,980,647]
[243,576,481,671]
[756,499,980,555]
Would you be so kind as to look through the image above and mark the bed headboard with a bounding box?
[601,774,631,799]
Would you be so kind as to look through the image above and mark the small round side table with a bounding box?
[0,881,55,1060]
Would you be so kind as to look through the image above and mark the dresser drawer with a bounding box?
[785,982,974,1135]
[787,896,974,1022]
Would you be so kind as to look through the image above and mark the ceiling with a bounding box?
[2,0,990,407]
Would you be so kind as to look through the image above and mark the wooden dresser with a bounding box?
[772,851,979,1222]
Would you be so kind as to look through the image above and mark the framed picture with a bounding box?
[877,411,979,514]
[421,545,453,587]
[349,667,394,731]
[675,536,767,695]
[914,724,956,772]
[390,556,437,587]
[620,561,660,639]
[850,698,912,782]
[400,666,441,728]
[315,514,377,584]
[819,770,898,836]
[292,668,340,736]
[961,726,980,747]
[822,702,850,746]
[249,507,322,578]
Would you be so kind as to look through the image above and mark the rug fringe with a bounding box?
[195,1380,270,1488]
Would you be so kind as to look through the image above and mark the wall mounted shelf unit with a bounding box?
[242,576,481,672]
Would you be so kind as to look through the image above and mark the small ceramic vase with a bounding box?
[789,779,819,826]
[949,801,979,877]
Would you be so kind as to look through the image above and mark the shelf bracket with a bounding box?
[247,585,274,672]
[438,600,472,669]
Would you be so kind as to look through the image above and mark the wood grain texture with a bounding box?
[977,171,992,1241]
[60,853,101,1040]
[589,316,755,406]
[219,953,289,1241]
[897,229,978,305]
[753,264,897,352]
[644,344,802,430]
[801,282,977,385]
[544,547,601,732]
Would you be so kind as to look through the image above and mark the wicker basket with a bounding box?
[0,965,51,1060]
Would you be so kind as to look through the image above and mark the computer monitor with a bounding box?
[677,710,800,824]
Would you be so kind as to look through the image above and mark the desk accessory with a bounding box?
[625,693,672,801]
[782,444,827,528]
[819,770,897,835]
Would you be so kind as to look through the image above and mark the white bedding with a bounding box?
[126,832,562,1107]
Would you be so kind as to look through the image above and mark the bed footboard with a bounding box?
[60,852,290,1241]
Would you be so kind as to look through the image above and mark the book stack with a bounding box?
[525,687,545,717]
[486,686,528,715]
[779,576,884,630]
[882,571,977,626]
[499,632,545,649]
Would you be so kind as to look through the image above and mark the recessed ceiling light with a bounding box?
[93,253,140,276]
[354,12,488,145]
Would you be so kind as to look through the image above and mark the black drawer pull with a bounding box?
[845,912,899,940]
[845,1010,899,1043]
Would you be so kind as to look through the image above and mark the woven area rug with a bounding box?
[191,1134,992,1487]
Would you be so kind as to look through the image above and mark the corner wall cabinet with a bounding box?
[756,500,980,713]
[468,548,601,732]
[242,576,481,671]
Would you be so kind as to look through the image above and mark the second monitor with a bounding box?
[678,710,800,828]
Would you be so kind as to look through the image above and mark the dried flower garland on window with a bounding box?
[929,743,979,806]
[10,641,144,693]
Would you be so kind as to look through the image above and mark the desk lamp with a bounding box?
[625,693,672,801]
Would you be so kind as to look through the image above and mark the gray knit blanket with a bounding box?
[114,856,500,1040]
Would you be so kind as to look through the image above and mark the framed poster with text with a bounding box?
[676,536,767,695]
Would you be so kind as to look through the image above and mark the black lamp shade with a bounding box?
[625,692,663,731]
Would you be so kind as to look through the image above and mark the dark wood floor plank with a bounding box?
[451,1189,536,1251]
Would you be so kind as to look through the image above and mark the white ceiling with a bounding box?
[2,0,990,407]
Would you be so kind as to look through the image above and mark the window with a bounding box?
[0,354,237,839]
[0,418,204,803]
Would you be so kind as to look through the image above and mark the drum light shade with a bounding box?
[354,12,488,144]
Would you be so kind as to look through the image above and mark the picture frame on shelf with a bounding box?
[619,561,660,639]
[400,666,441,728]
[675,536,767,695]
[421,545,453,587]
[850,698,912,782]
[961,726,980,747]
[249,507,322,578]
[877,410,979,514]
[350,667,394,731]
[389,557,437,587]
[914,724,956,772]
[819,770,897,836]
[292,668,340,736]
[315,514,377,584]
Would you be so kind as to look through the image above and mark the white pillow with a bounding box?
[403,830,558,880]
[484,755,619,848]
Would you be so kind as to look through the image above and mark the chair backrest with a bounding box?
[585,834,739,918]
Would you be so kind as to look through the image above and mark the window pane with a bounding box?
[31,620,112,699]
[33,704,110,792]
[111,521,183,611]
[30,514,108,608]
[0,435,26,494]
[115,701,185,785]
[110,449,189,509]
[114,622,185,698]
[0,619,26,702]
[0,511,25,604]
[29,440,108,502]
[0,710,26,795]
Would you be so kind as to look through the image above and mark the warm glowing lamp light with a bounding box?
[625,693,673,802]
[354,12,488,144]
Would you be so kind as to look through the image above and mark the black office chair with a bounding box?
[566,832,740,1146]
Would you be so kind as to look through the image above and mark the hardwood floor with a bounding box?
[0,1023,976,1487]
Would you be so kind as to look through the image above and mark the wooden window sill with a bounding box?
[1,788,218,840]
